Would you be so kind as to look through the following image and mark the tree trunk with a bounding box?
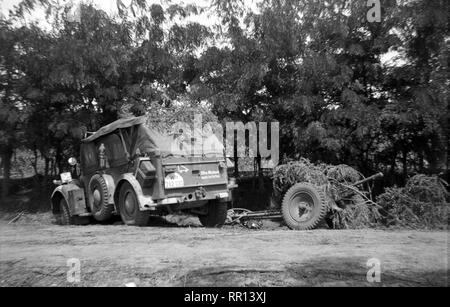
[388,152,397,186]
[51,159,56,176]
[1,148,13,202]
[32,149,39,176]
[402,149,408,182]
[418,151,424,173]
[55,145,63,175]
[44,158,50,178]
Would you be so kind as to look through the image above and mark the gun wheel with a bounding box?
[282,183,327,230]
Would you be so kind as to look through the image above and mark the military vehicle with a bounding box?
[51,116,236,227]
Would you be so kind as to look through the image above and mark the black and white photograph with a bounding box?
[0,0,448,291]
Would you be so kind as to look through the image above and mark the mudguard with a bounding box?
[51,183,88,216]
[114,173,155,211]
[101,174,116,205]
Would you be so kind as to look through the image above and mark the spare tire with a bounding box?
[282,183,327,230]
[89,174,114,222]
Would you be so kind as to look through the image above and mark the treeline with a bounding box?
[0,0,448,201]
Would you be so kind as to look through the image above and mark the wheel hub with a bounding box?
[93,189,101,206]
[124,192,136,215]
[290,193,314,222]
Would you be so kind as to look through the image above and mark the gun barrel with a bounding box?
[352,172,383,187]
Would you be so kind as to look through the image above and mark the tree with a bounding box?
[0,19,25,200]
[1,0,215,183]
[198,0,447,185]
[0,0,447,203]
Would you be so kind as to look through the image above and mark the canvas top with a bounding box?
[81,115,224,158]
[82,116,147,143]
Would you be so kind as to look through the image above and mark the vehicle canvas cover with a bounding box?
[80,117,160,173]
[82,116,148,143]
[80,116,225,173]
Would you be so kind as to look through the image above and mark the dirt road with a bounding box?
[0,215,448,287]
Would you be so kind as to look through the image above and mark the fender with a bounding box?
[101,174,116,205]
[115,173,156,211]
[51,183,88,216]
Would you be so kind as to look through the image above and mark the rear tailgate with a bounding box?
[162,158,227,190]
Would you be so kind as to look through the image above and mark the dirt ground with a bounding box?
[0,213,448,287]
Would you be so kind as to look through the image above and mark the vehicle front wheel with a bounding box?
[118,182,150,226]
[57,198,74,225]
[199,201,228,228]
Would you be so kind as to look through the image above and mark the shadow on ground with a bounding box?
[176,257,448,287]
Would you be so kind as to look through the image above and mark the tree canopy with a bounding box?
[0,0,448,199]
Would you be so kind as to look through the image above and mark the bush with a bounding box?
[376,175,449,229]
[272,158,328,204]
[330,195,382,229]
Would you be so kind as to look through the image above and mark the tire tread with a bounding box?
[281,183,327,230]
[90,174,114,222]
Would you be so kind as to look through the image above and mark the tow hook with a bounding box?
[195,187,207,199]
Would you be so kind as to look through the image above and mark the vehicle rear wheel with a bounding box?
[58,198,74,225]
[199,201,228,228]
[281,183,327,230]
[89,174,114,222]
[118,182,150,226]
